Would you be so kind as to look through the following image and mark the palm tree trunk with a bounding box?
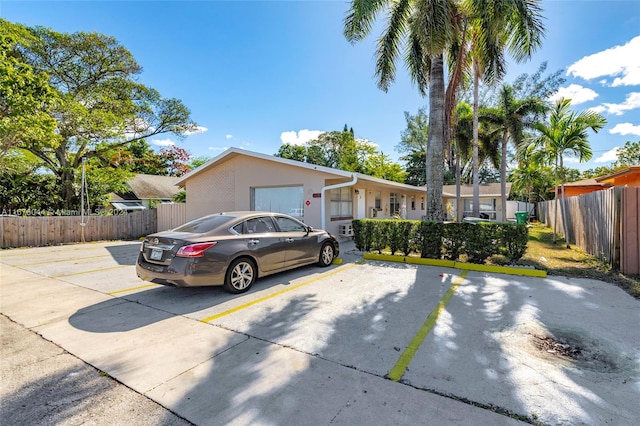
[553,155,558,244]
[472,61,480,218]
[559,156,570,248]
[425,54,445,222]
[456,141,462,222]
[501,131,508,222]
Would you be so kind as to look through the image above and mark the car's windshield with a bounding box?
[173,215,235,233]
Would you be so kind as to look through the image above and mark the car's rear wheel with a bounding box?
[224,258,256,293]
[318,242,335,267]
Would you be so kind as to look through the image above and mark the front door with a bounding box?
[355,188,366,219]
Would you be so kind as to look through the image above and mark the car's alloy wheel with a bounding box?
[318,242,335,267]
[224,258,256,293]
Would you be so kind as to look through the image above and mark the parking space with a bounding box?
[2,241,639,425]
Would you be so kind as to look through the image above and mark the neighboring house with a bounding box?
[595,165,640,188]
[175,148,428,237]
[111,174,181,211]
[552,166,640,197]
[442,183,512,222]
[554,178,612,197]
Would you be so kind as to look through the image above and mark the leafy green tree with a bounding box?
[482,84,546,220]
[275,144,306,162]
[581,166,615,179]
[526,98,606,245]
[344,0,461,221]
[361,152,407,183]
[461,0,545,217]
[0,21,59,157]
[396,108,429,155]
[613,140,640,168]
[4,21,197,208]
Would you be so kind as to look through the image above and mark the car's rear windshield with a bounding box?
[173,215,235,234]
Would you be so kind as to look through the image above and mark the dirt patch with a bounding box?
[527,327,634,374]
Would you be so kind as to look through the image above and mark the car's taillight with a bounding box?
[176,242,217,258]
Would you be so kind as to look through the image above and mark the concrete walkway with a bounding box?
[2,241,639,425]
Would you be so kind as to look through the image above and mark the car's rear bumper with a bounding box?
[135,254,226,287]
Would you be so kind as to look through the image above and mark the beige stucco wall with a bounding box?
[184,154,428,236]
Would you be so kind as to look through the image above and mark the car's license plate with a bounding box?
[150,248,163,260]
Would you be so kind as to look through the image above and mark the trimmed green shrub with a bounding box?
[350,219,528,265]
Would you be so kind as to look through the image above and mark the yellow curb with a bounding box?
[363,253,405,262]
[405,257,456,268]
[362,252,546,278]
[454,261,546,277]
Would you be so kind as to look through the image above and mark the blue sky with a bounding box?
[2,0,639,171]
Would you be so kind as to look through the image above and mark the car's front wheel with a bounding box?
[224,257,256,293]
[318,242,335,267]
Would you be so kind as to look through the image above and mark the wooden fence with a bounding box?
[157,203,188,232]
[0,210,157,248]
[538,187,640,274]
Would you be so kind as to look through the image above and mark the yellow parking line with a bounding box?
[201,264,357,323]
[387,270,469,382]
[109,283,159,295]
[12,254,113,267]
[52,264,129,278]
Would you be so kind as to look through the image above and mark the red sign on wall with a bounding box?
[305,200,311,206]
[312,193,322,198]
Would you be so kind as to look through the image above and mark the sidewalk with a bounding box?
[0,314,191,426]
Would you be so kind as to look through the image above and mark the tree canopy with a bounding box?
[1,19,198,209]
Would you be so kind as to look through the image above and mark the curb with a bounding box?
[362,252,546,278]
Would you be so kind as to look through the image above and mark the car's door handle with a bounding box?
[285,238,294,243]
[248,239,259,245]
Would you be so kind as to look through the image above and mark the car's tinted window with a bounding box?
[173,215,234,233]
[244,217,276,234]
[274,216,306,232]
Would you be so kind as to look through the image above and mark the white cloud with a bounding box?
[280,129,323,145]
[594,147,620,163]
[151,138,175,147]
[567,35,640,86]
[549,84,598,105]
[610,122,640,136]
[598,92,640,116]
[226,134,233,139]
[183,126,208,136]
[562,156,580,164]
[208,146,229,152]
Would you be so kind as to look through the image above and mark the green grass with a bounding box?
[494,223,640,299]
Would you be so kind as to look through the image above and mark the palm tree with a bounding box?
[344,0,460,221]
[482,84,546,221]
[527,98,606,246]
[462,0,545,217]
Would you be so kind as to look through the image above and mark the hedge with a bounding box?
[352,219,528,265]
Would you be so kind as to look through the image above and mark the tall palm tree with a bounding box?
[482,84,546,221]
[527,98,606,246]
[344,0,460,221]
[462,0,545,217]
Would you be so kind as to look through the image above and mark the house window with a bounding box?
[330,187,353,220]
[411,196,416,210]
[463,199,497,220]
[389,192,400,216]
[251,186,304,217]
[421,197,424,210]
[374,191,381,209]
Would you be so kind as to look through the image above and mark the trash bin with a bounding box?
[514,211,528,224]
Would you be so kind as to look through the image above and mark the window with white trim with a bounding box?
[330,187,353,220]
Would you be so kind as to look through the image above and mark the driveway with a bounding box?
[1,241,638,425]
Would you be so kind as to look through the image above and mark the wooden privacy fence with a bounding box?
[538,187,640,275]
[157,203,188,231]
[0,210,157,248]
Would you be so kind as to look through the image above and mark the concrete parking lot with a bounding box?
[1,241,639,425]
